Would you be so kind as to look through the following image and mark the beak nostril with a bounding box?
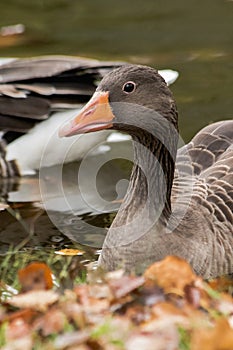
[84,106,97,117]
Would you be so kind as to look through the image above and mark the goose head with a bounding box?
[59,64,178,142]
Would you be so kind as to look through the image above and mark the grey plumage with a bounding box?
[93,65,233,278]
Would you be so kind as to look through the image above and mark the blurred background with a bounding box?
[0,0,232,140]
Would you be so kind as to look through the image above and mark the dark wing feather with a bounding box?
[0,56,123,83]
[0,56,123,135]
[177,120,233,173]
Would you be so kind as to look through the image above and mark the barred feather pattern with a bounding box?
[0,137,20,178]
[170,120,233,277]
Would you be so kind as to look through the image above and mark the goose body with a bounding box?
[60,64,233,279]
[0,56,178,175]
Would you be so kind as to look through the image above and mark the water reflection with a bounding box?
[0,139,132,251]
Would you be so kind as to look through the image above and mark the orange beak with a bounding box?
[59,91,114,137]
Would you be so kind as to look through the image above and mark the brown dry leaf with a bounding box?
[66,346,91,350]
[184,284,201,308]
[74,285,110,322]
[139,284,165,307]
[61,301,86,329]
[8,290,59,312]
[126,324,179,350]
[5,317,31,341]
[215,294,233,315]
[91,316,132,349]
[125,304,150,325]
[1,335,33,350]
[18,262,53,292]
[84,298,110,320]
[191,318,233,350]
[88,284,112,300]
[54,330,90,349]
[209,276,233,293]
[144,256,197,293]
[33,308,67,336]
[74,285,92,306]
[108,275,145,299]
[2,308,37,324]
[149,301,188,328]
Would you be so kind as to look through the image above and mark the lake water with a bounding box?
[0,0,232,271]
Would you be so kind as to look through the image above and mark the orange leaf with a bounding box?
[191,318,233,350]
[18,262,53,292]
[3,309,37,324]
[144,256,197,293]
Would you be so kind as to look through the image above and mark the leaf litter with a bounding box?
[0,256,233,349]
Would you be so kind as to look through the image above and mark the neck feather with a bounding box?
[112,114,178,227]
[129,131,176,223]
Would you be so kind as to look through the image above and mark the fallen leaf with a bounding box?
[144,256,197,293]
[1,255,233,349]
[18,262,53,292]
[216,295,233,315]
[151,301,188,325]
[209,276,233,293]
[125,304,150,325]
[54,330,90,349]
[88,284,112,299]
[74,285,110,321]
[33,308,67,336]
[126,325,179,350]
[108,275,145,299]
[2,308,37,324]
[8,290,59,312]
[184,284,201,308]
[0,335,32,350]
[139,284,165,306]
[5,317,31,340]
[61,301,86,329]
[191,318,233,350]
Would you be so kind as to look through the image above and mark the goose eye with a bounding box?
[122,81,136,94]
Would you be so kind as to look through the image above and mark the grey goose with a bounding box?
[60,64,233,279]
